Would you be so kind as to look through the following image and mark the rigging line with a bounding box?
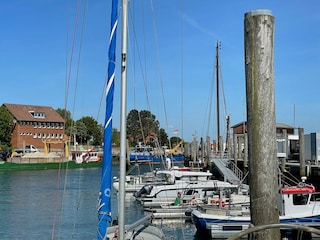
[64,0,81,119]
[129,4,156,146]
[180,0,184,141]
[52,1,82,240]
[51,0,74,239]
[202,44,216,139]
[138,111,146,144]
[219,62,228,117]
[128,4,151,112]
[132,1,137,110]
[71,0,87,132]
[129,1,147,145]
[96,66,109,122]
[218,59,228,140]
[205,66,215,138]
[69,1,88,238]
[218,47,230,151]
[51,0,72,237]
[149,0,171,149]
[141,0,148,111]
[51,1,71,239]
[139,0,149,146]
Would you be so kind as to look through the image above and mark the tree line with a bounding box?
[0,106,181,149]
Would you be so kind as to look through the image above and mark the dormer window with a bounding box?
[29,111,46,119]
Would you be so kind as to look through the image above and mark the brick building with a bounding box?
[3,103,65,150]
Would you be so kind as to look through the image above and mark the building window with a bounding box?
[29,111,46,119]
[33,133,37,138]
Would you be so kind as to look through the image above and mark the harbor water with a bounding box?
[0,164,197,239]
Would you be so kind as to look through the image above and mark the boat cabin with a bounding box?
[279,183,320,216]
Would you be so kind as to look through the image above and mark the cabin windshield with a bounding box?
[155,172,174,184]
[293,194,308,205]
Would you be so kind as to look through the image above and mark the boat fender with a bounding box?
[216,198,226,207]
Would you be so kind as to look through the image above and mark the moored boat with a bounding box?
[129,142,185,165]
[70,149,102,164]
[129,143,154,163]
[134,170,246,207]
[191,180,320,238]
[113,165,207,196]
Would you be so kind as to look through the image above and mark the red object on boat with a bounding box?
[177,167,190,171]
[281,183,315,194]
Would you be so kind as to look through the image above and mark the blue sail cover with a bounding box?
[97,0,118,239]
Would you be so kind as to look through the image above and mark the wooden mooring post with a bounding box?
[244,9,280,240]
[299,127,306,177]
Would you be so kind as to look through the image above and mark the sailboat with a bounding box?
[97,0,165,239]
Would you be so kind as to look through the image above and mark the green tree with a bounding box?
[112,128,120,146]
[170,136,183,148]
[158,128,169,147]
[66,125,78,145]
[55,108,73,130]
[77,116,103,146]
[75,121,87,145]
[93,124,103,146]
[126,109,163,146]
[126,109,140,144]
[0,106,13,147]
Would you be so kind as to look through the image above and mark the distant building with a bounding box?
[231,121,298,160]
[3,103,65,150]
[232,121,295,136]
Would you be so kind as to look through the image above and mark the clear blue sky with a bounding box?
[1,1,319,142]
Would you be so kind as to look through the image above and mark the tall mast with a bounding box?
[118,0,129,239]
[216,42,220,152]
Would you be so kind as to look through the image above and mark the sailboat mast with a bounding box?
[118,0,129,239]
[216,42,220,152]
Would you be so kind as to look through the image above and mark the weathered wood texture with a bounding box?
[244,9,280,240]
[299,128,305,177]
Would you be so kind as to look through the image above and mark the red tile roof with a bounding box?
[3,103,65,123]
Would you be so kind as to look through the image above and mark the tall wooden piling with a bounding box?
[299,128,305,177]
[244,9,280,239]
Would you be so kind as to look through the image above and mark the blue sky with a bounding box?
[1,1,319,142]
